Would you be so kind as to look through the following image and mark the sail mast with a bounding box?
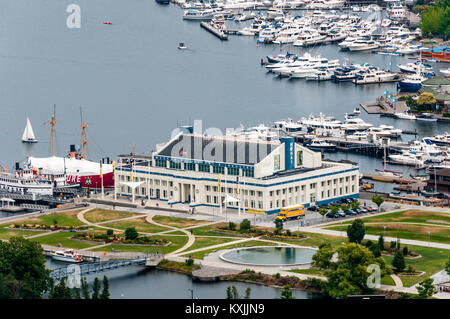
[50,105,56,156]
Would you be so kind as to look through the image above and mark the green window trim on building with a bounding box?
[228,167,240,175]
[213,166,225,174]
[169,161,181,169]
[155,159,167,167]
[243,169,254,177]
[185,163,196,171]
[198,164,210,172]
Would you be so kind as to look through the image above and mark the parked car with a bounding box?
[325,212,335,218]
[308,205,318,212]
[345,209,357,216]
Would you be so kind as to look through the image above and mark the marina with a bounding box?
[0,0,450,303]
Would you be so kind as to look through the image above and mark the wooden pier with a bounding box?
[200,21,228,40]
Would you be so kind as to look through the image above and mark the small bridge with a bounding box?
[50,254,164,281]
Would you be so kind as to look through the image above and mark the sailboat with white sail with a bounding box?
[21,117,38,143]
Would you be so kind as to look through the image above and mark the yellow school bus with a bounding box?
[276,205,305,222]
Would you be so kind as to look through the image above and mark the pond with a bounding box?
[220,246,316,266]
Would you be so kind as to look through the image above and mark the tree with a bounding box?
[100,276,110,299]
[49,279,72,299]
[0,237,52,299]
[312,243,334,270]
[392,250,406,273]
[416,278,436,299]
[347,219,365,244]
[240,219,251,232]
[274,218,283,231]
[445,257,450,276]
[417,92,436,110]
[231,286,240,299]
[226,286,233,299]
[81,277,90,299]
[124,227,138,241]
[403,246,409,256]
[316,243,389,299]
[280,285,295,299]
[228,222,236,231]
[72,287,81,299]
[244,287,251,299]
[340,204,350,213]
[370,245,381,258]
[371,195,384,212]
[318,207,328,220]
[92,277,101,299]
[350,201,360,211]
[329,205,339,215]
[378,235,385,252]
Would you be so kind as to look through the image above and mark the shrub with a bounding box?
[185,258,194,266]
[228,222,236,231]
[124,227,138,241]
[285,229,291,236]
[106,229,113,236]
[239,219,251,232]
[403,246,409,256]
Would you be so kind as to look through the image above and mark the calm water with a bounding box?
[45,258,319,299]
[0,2,448,182]
[221,247,315,266]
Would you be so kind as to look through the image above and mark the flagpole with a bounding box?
[219,174,222,216]
[100,161,104,200]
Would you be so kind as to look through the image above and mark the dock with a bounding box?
[362,173,417,184]
[200,21,228,40]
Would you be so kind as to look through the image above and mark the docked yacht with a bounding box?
[305,70,333,81]
[348,39,380,51]
[51,249,83,263]
[397,61,434,76]
[388,152,426,168]
[427,133,450,146]
[416,113,437,122]
[183,9,215,20]
[352,70,398,84]
[397,73,427,91]
[342,114,373,131]
[394,112,416,120]
[305,139,337,152]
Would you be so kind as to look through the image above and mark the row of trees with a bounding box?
[416,0,450,39]
[49,276,110,299]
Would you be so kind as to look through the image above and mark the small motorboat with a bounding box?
[51,249,83,263]
[178,42,187,50]
[353,107,361,115]
[103,22,112,25]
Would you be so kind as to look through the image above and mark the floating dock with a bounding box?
[200,21,228,40]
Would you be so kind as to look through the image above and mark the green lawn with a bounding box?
[0,227,47,240]
[277,232,348,249]
[102,218,170,234]
[152,215,209,228]
[179,236,238,254]
[10,210,84,227]
[382,245,449,287]
[90,235,189,254]
[325,210,450,226]
[29,231,99,249]
[327,224,450,245]
[83,209,145,223]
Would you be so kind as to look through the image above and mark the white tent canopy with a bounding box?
[121,181,144,189]
[223,194,239,204]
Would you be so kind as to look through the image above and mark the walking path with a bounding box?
[145,215,195,255]
[390,274,403,288]
[300,226,450,250]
